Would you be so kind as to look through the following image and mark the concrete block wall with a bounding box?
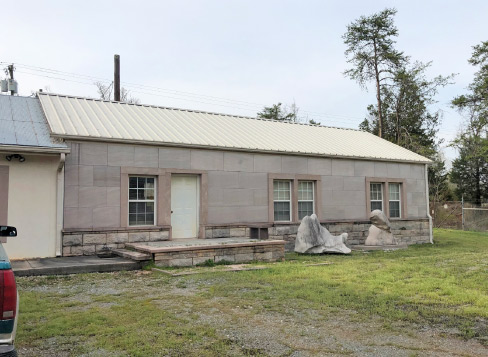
[268,219,430,252]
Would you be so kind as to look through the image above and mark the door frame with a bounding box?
[166,169,208,240]
[170,174,200,239]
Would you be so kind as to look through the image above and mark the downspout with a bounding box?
[425,164,433,244]
[56,153,66,256]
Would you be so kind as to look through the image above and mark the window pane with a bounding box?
[146,202,154,213]
[137,189,145,200]
[145,189,155,200]
[298,201,313,220]
[298,181,313,201]
[146,178,155,188]
[146,213,154,224]
[389,183,400,200]
[371,201,382,211]
[129,213,137,225]
[138,177,146,188]
[129,177,138,188]
[129,189,137,200]
[370,183,382,200]
[274,202,290,221]
[390,201,400,218]
[129,202,137,214]
[137,214,146,225]
[273,181,290,200]
[137,202,146,213]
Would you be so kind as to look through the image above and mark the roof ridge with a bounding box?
[37,91,361,132]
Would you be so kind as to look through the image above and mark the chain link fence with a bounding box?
[430,200,488,231]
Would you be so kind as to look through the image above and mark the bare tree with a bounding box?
[95,81,140,104]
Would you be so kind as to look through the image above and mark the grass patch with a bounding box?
[15,229,488,355]
[204,229,488,339]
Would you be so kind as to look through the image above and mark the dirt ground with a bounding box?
[16,271,488,357]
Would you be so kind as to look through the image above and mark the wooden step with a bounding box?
[111,248,152,261]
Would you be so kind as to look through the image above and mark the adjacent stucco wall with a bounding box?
[1,154,60,259]
[64,140,428,231]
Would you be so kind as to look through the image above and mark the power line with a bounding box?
[12,64,465,134]
[4,61,367,123]
[6,62,467,144]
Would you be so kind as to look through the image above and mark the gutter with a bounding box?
[53,135,432,165]
[425,164,433,244]
[0,144,70,155]
[55,153,66,256]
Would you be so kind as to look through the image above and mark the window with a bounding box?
[273,180,291,221]
[129,176,156,226]
[298,181,314,220]
[370,183,383,211]
[389,183,401,218]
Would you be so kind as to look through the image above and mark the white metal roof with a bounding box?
[38,92,430,163]
[0,95,68,153]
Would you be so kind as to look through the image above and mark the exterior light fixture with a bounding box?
[5,154,25,162]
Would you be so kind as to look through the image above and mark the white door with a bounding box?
[171,175,199,238]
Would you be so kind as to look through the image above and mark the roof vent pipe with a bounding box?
[114,54,120,101]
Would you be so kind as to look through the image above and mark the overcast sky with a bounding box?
[3,1,487,162]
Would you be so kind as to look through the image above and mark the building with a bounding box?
[35,92,432,256]
[0,95,69,259]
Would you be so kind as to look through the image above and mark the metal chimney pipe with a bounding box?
[114,55,120,101]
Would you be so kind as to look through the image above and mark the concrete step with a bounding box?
[111,248,152,261]
[12,256,142,277]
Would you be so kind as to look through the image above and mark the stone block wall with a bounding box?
[154,241,285,267]
[62,228,170,256]
[65,141,429,230]
[268,219,430,252]
[205,226,250,239]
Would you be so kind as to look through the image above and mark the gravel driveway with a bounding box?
[16,270,488,356]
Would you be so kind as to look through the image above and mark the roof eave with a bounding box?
[0,144,70,155]
[52,134,431,164]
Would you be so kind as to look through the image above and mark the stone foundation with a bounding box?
[205,226,250,239]
[153,241,285,267]
[268,219,431,252]
[63,219,430,256]
[62,228,170,256]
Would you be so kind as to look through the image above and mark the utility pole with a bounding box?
[8,64,14,96]
[114,55,120,101]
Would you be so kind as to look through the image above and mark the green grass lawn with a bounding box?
[16,229,488,356]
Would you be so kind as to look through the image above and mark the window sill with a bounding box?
[273,221,300,225]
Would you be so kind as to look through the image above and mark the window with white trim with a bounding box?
[129,176,156,226]
[370,183,383,211]
[273,180,291,221]
[389,183,401,218]
[298,181,314,220]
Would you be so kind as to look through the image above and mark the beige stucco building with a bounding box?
[0,95,69,259]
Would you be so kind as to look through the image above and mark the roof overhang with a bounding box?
[57,134,432,165]
[0,144,70,155]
